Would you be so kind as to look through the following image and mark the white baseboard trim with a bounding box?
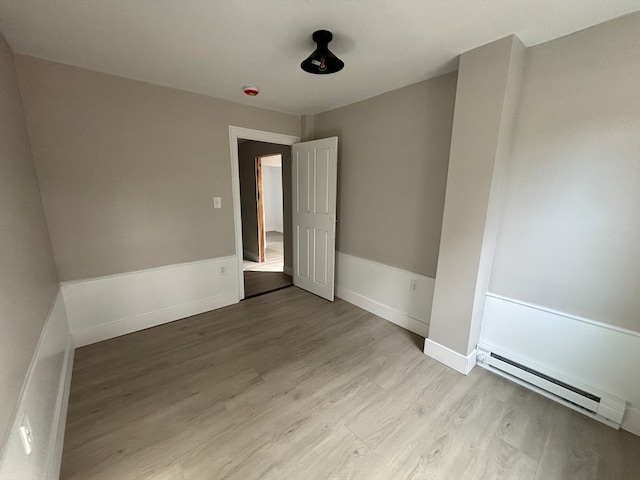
[48,341,74,479]
[424,338,477,375]
[336,286,429,337]
[335,252,433,337]
[284,265,293,276]
[243,249,260,263]
[481,293,640,436]
[0,290,72,480]
[62,256,240,347]
[72,291,238,347]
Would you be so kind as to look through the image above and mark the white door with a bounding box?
[292,137,338,301]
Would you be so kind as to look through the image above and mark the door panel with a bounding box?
[314,229,328,285]
[292,137,338,301]
[314,147,330,214]
[296,225,311,279]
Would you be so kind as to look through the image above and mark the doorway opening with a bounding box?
[241,153,291,298]
[229,127,338,302]
[229,126,300,300]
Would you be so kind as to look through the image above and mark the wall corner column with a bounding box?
[425,35,526,373]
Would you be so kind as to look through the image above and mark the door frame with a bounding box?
[228,126,300,300]
[255,156,266,263]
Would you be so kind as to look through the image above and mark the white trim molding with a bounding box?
[486,293,640,338]
[337,288,429,337]
[228,126,300,301]
[424,339,477,375]
[623,405,640,438]
[49,345,74,479]
[62,256,240,347]
[481,293,640,436]
[70,292,238,347]
[335,252,433,337]
[0,291,73,480]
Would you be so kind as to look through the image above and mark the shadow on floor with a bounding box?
[243,271,293,299]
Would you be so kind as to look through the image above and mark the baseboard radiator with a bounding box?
[476,344,626,429]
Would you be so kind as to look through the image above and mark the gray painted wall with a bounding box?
[314,72,457,277]
[490,13,640,332]
[15,55,300,281]
[0,34,59,452]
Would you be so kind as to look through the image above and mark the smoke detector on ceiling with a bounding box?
[243,85,259,96]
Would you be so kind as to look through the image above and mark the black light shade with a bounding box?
[301,30,344,74]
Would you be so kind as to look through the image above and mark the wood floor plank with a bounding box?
[371,373,509,480]
[533,408,640,480]
[243,231,285,272]
[61,287,640,480]
[209,376,381,480]
[496,388,560,461]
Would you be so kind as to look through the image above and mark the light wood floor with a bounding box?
[243,231,285,273]
[61,288,640,480]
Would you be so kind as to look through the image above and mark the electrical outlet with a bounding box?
[410,279,419,293]
[219,266,226,276]
[19,415,33,455]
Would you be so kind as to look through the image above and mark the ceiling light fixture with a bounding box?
[301,30,344,75]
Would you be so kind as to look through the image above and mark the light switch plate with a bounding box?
[213,197,222,209]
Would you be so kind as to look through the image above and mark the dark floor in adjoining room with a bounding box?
[243,270,292,299]
[243,231,292,298]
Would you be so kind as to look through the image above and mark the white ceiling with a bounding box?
[0,1,638,115]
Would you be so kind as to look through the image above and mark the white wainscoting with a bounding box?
[481,293,640,436]
[335,252,433,337]
[62,257,240,347]
[0,291,73,480]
